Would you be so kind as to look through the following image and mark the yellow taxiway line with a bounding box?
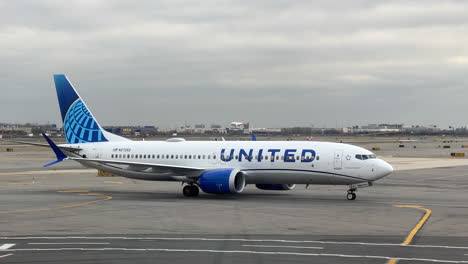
[0,190,112,214]
[104,181,125,184]
[386,205,432,264]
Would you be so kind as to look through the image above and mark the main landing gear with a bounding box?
[183,184,200,197]
[346,191,357,200]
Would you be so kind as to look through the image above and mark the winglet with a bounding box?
[42,133,67,167]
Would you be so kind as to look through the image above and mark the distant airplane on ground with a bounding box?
[18,75,394,200]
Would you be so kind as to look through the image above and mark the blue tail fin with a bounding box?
[54,75,128,144]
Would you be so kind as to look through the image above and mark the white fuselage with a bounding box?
[62,140,393,185]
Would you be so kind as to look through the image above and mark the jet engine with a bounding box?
[255,184,296,191]
[199,168,245,194]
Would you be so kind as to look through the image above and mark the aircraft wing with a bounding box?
[40,133,204,176]
[68,157,205,173]
[2,139,81,152]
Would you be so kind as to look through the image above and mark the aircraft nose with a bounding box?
[374,159,393,180]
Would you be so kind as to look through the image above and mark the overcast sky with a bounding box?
[1,0,467,129]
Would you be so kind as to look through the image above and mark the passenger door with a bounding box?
[333,150,343,170]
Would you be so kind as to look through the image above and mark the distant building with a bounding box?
[104,126,158,136]
[350,124,403,134]
[0,123,59,137]
[227,122,250,135]
[251,128,281,134]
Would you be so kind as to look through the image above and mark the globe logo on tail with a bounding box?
[63,99,108,144]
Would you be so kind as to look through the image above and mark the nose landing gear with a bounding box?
[346,182,373,200]
[183,184,200,197]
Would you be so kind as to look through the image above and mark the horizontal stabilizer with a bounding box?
[42,133,68,167]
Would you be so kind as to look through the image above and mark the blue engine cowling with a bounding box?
[255,184,296,191]
[199,168,245,194]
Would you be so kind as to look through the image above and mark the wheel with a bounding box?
[347,193,356,200]
[190,185,199,196]
[183,185,193,197]
[183,185,200,197]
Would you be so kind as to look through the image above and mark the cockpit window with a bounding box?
[356,154,376,160]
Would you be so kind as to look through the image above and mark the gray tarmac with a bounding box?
[1,139,468,263]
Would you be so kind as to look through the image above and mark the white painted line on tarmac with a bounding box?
[243,244,323,250]
[0,244,15,250]
[3,248,468,263]
[28,242,110,245]
[0,253,13,259]
[1,237,466,250]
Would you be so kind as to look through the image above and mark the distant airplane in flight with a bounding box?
[23,75,394,200]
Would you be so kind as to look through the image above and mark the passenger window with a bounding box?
[184,155,187,159]
[127,154,130,158]
[208,155,211,159]
[170,155,174,159]
[296,156,300,160]
[203,155,205,159]
[157,155,160,159]
[213,155,216,159]
[235,155,239,159]
[131,154,134,158]
[316,156,320,160]
[198,155,201,159]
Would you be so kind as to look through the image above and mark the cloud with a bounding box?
[0,0,467,128]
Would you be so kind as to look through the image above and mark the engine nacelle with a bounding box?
[255,184,296,191]
[199,168,245,194]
